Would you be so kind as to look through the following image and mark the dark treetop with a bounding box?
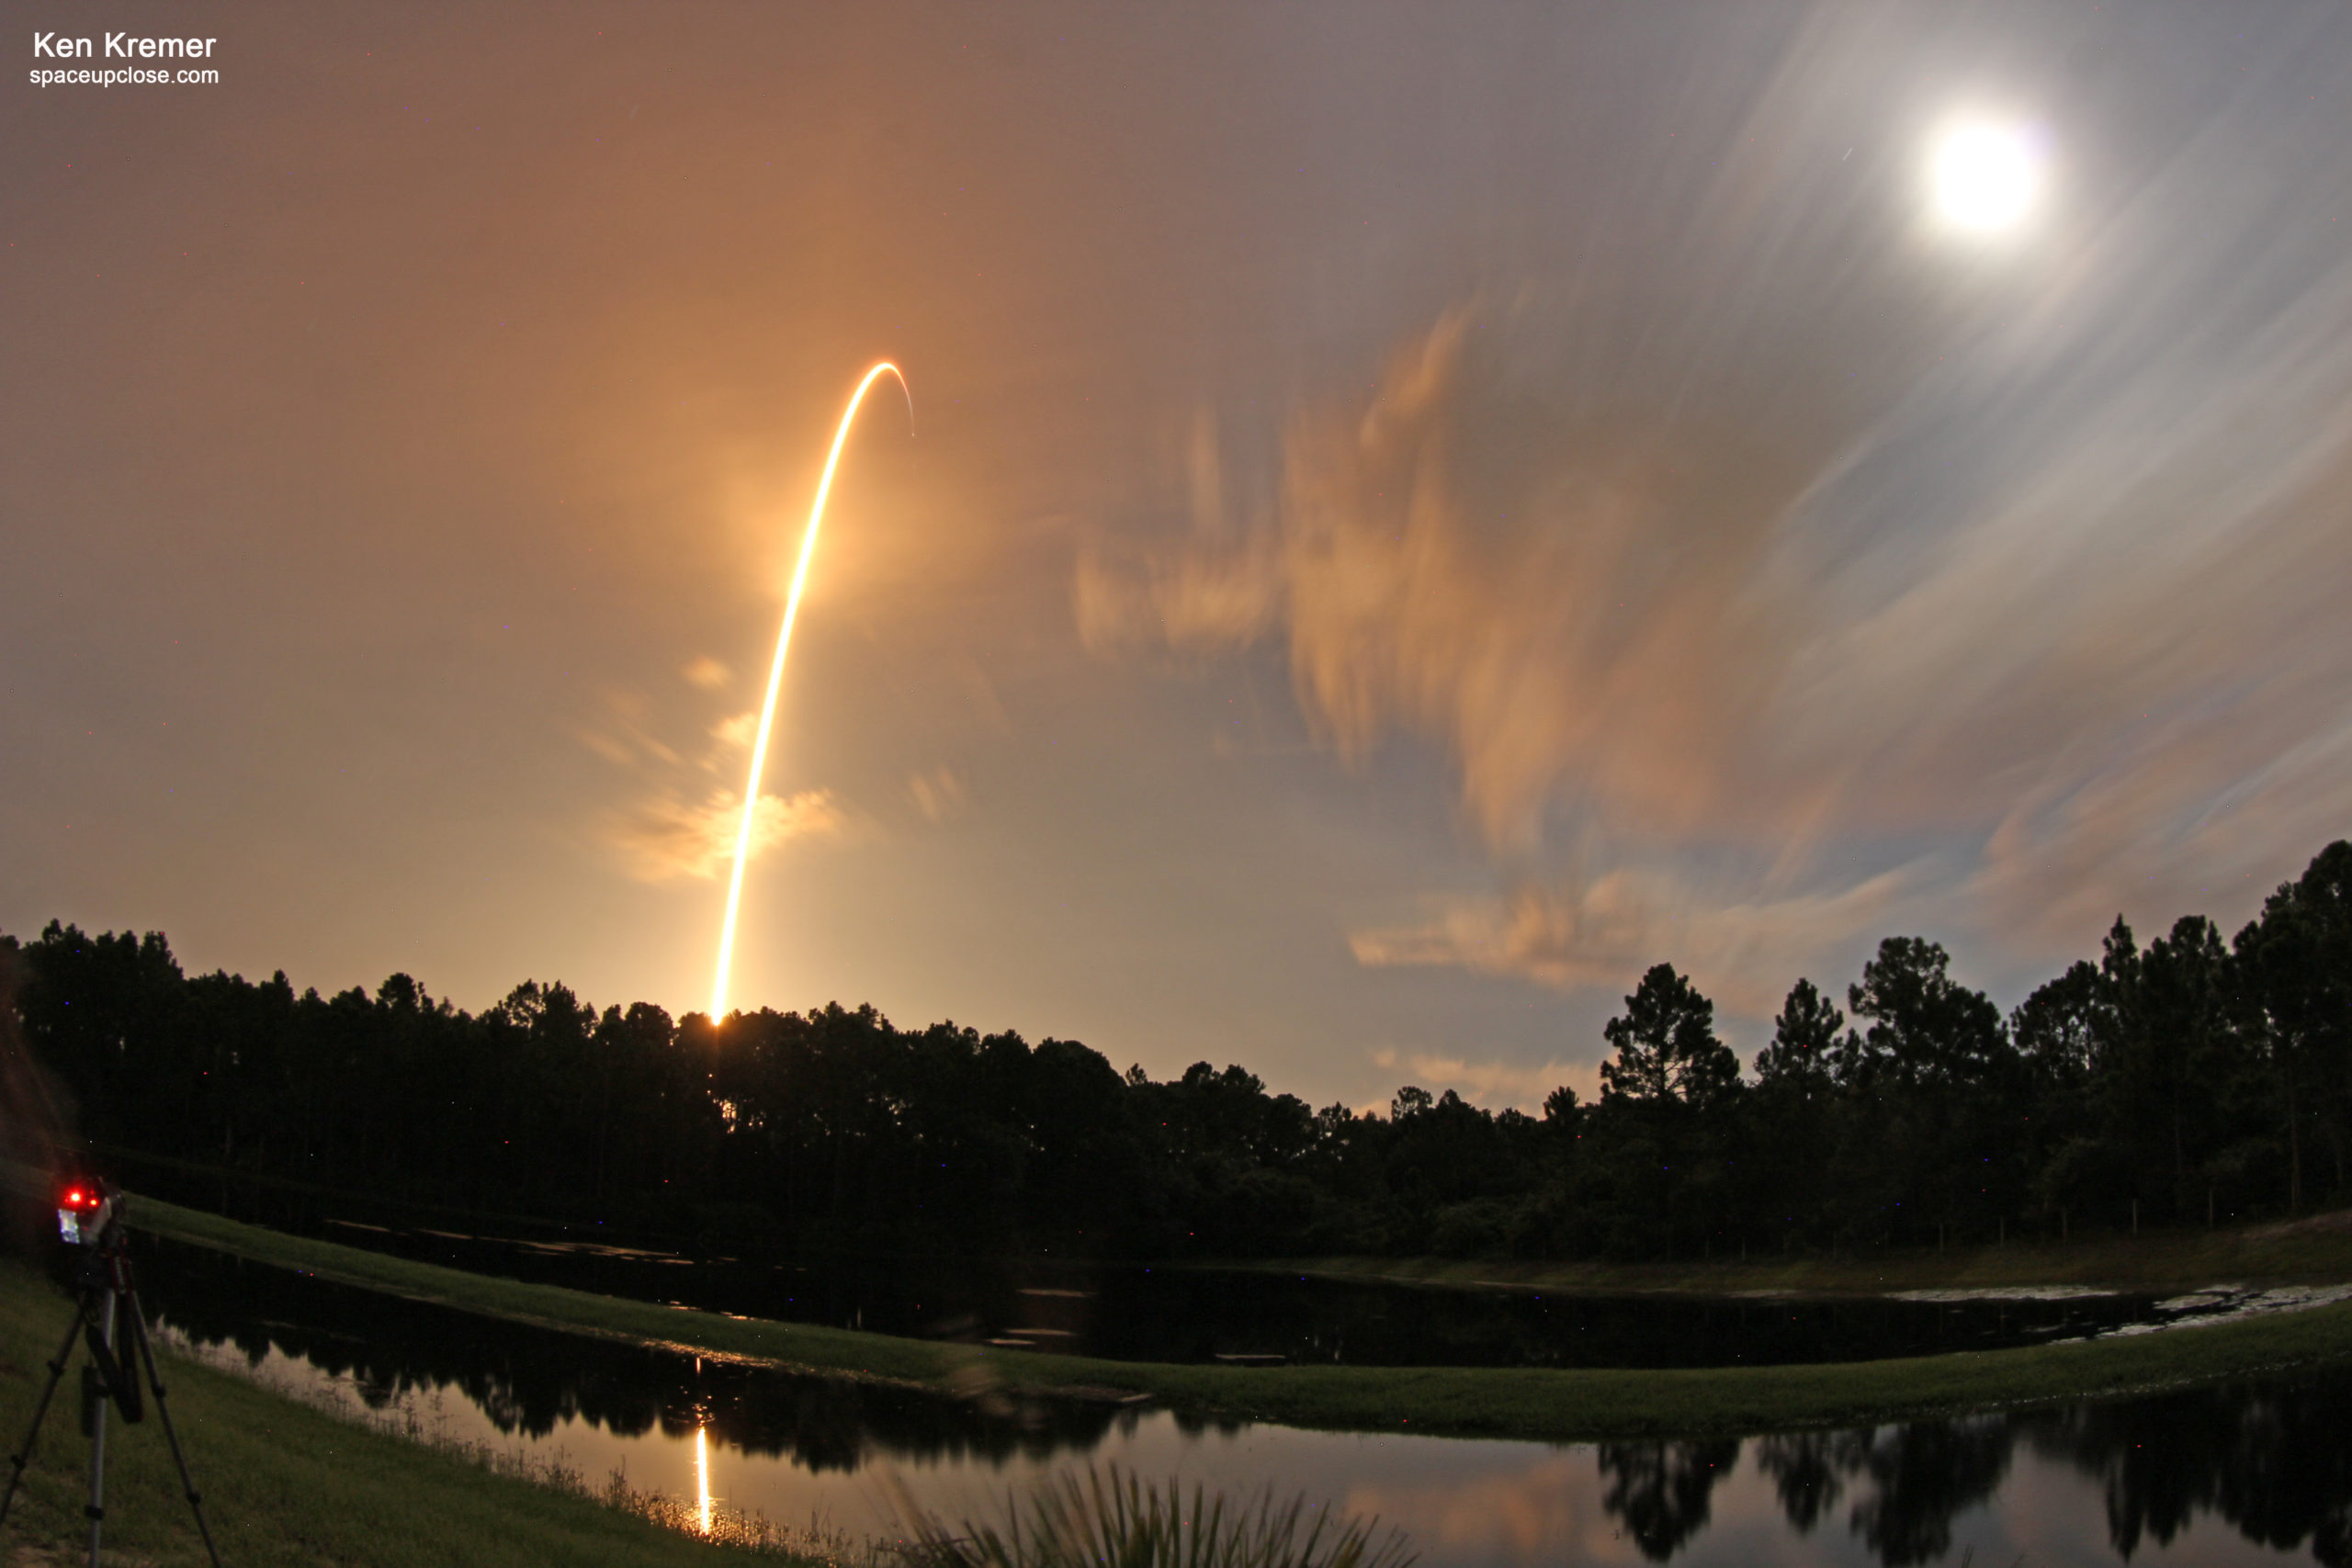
[5,840,2346,1262]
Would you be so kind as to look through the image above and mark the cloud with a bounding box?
[1087,279,2352,1005]
[607,787,845,882]
[572,686,684,770]
[1081,314,1807,850]
[706,709,760,756]
[585,682,876,885]
[1351,866,1918,1017]
[1075,404,1286,660]
[572,727,637,768]
[904,766,967,824]
[1075,20,2352,1008]
[680,655,730,690]
[1073,534,1282,659]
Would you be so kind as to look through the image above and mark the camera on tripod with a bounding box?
[0,1171,223,1567]
[54,1180,116,1249]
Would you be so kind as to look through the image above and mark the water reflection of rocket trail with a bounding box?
[695,1424,713,1535]
[711,362,913,1021]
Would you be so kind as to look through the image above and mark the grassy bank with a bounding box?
[130,1195,2352,1444]
[1247,1208,2352,1299]
[0,1262,827,1566]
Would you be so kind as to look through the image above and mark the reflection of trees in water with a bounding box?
[1753,1431,1858,1533]
[141,1242,1127,1474]
[1843,1418,2011,1566]
[1611,1420,2009,1565]
[1598,1440,1739,1559]
[1619,1372,2352,1566]
[136,1241,2352,1565]
[2023,1380,2352,1567]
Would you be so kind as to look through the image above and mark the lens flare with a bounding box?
[710,361,912,1021]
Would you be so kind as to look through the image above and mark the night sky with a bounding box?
[7,1,2348,1111]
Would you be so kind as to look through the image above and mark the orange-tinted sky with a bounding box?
[7,1,2349,1111]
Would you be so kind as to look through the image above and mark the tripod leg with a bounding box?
[85,1289,113,1568]
[123,1297,223,1568]
[0,1303,87,1528]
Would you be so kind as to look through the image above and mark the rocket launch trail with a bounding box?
[710,361,911,1021]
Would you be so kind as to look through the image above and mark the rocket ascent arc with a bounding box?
[710,361,910,1021]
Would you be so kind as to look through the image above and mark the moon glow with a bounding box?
[1928,117,2046,237]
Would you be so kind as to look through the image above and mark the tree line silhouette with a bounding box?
[5,839,2344,1262]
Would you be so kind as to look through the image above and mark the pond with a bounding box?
[130,1237,2352,1566]
[295,1216,2214,1369]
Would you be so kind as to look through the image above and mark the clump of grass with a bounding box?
[893,1465,1416,1568]
[598,1468,880,1563]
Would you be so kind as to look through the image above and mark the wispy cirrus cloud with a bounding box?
[1351,865,1921,1018]
[1077,314,1797,851]
[1081,107,2352,1011]
[606,786,846,883]
[904,766,967,825]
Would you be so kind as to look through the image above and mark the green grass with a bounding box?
[128,1195,2352,1444]
[0,1262,837,1566]
[1241,1208,2352,1298]
[893,1466,1416,1568]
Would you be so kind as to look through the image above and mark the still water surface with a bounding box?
[134,1239,2349,1566]
[306,1219,2199,1368]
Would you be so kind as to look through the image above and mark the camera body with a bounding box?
[56,1179,119,1247]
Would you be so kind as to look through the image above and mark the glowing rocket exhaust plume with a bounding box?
[711,361,911,1020]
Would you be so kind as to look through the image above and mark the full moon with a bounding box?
[1928,117,2046,236]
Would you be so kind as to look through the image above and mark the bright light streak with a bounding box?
[695,1424,712,1535]
[710,361,911,1021]
[1928,117,2046,236]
